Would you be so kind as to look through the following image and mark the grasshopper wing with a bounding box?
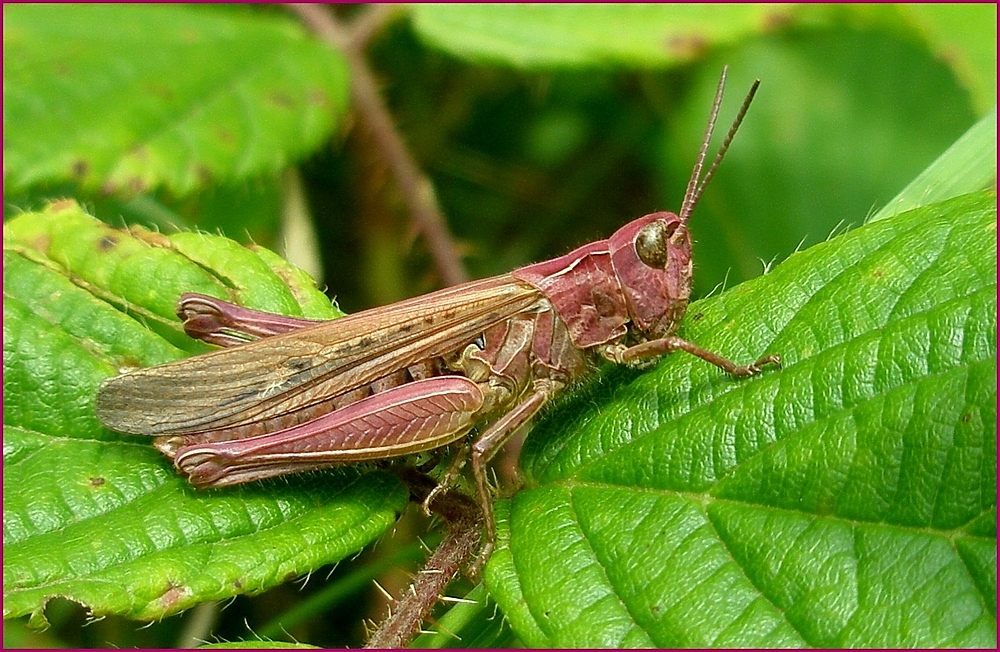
[97,275,544,435]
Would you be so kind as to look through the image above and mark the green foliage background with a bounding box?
[3,4,996,649]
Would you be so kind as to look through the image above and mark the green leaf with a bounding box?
[485,191,997,647]
[4,5,348,195]
[411,4,798,68]
[409,2,996,101]
[3,201,404,627]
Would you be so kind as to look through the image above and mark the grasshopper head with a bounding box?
[608,67,759,341]
[608,212,692,340]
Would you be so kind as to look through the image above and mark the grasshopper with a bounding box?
[96,67,779,566]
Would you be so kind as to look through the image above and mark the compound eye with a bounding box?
[635,221,671,268]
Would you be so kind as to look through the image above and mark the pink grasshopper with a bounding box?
[96,67,779,565]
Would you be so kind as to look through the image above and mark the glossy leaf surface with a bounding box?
[3,203,403,627]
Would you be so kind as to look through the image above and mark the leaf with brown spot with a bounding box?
[5,4,349,196]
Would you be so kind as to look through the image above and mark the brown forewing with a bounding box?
[97,275,544,435]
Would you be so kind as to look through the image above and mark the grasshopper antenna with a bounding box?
[679,66,761,225]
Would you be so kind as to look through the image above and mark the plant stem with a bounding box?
[365,470,483,648]
[290,4,468,286]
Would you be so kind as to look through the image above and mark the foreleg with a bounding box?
[606,336,780,378]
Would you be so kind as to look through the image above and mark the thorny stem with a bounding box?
[365,470,483,648]
[290,4,468,286]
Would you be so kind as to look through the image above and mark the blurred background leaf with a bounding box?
[4,3,995,648]
[4,4,349,195]
[4,4,348,249]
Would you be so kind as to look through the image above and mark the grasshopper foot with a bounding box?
[731,352,782,378]
[466,539,493,581]
[422,483,445,517]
